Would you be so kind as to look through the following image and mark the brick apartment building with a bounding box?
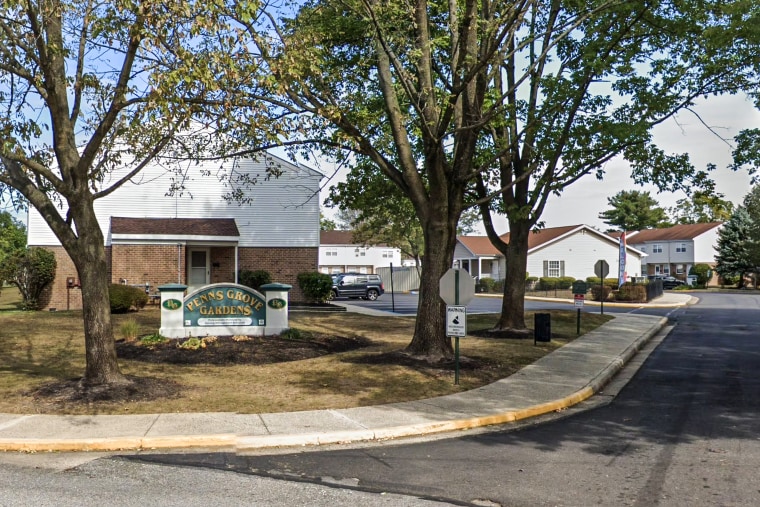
[26,153,323,310]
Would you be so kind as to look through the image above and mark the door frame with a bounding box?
[187,247,210,288]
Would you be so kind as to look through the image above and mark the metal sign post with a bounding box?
[594,259,609,316]
[440,268,474,385]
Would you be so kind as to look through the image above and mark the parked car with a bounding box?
[648,275,686,289]
[662,278,686,290]
[329,274,385,300]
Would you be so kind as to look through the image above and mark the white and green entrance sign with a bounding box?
[184,285,266,327]
[158,282,291,338]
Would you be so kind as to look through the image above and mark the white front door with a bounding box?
[188,249,209,287]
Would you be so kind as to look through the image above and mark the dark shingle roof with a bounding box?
[627,222,722,242]
[110,217,239,237]
[320,230,356,245]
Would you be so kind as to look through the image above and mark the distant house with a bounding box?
[319,230,401,275]
[626,222,722,284]
[26,152,323,310]
[454,224,645,281]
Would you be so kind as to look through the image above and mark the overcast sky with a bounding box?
[518,93,760,234]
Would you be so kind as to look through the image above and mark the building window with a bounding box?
[676,243,686,253]
[663,265,670,275]
[325,248,338,257]
[355,247,366,257]
[548,260,560,277]
[382,249,394,258]
[676,264,684,274]
[652,244,663,253]
[640,246,647,252]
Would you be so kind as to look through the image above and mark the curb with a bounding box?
[0,317,669,454]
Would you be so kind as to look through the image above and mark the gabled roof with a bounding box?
[626,222,722,243]
[501,225,581,251]
[457,235,501,256]
[110,217,239,237]
[457,224,645,258]
[458,225,587,256]
[319,230,397,248]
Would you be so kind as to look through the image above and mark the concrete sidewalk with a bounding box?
[0,295,691,454]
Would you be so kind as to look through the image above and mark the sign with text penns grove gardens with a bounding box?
[158,283,291,339]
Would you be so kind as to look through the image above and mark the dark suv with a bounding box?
[330,274,385,300]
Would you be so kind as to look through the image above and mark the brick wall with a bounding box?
[210,247,236,284]
[35,244,317,310]
[38,246,82,311]
[111,244,185,289]
[239,247,318,302]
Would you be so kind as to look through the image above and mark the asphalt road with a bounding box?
[342,291,674,317]
[3,292,758,506]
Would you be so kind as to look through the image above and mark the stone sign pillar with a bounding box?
[158,283,187,339]
[260,283,292,335]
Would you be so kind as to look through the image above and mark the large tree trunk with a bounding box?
[69,207,129,386]
[493,219,530,334]
[404,216,455,361]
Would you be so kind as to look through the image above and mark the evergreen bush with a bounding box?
[238,269,272,291]
[296,272,332,303]
[109,284,148,313]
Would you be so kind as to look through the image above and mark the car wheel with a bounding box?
[327,290,337,301]
[366,289,379,301]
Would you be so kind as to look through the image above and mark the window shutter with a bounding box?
[560,261,565,277]
[543,260,548,277]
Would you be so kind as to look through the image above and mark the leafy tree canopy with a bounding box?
[320,213,338,231]
[0,212,26,269]
[0,0,265,385]
[599,190,671,231]
[669,180,734,224]
[184,0,760,353]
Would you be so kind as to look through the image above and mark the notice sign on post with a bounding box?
[447,305,467,337]
[574,294,585,307]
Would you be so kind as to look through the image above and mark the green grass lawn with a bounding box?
[0,287,612,415]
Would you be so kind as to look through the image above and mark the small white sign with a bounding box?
[574,294,585,308]
[447,305,467,337]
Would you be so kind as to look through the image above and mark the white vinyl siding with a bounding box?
[526,228,642,281]
[27,153,322,248]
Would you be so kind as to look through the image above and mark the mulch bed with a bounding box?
[115,334,372,365]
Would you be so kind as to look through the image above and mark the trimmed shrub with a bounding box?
[537,277,559,290]
[590,284,613,301]
[296,272,333,303]
[493,279,505,293]
[238,269,272,291]
[689,264,711,288]
[109,284,148,313]
[616,283,647,302]
[557,276,575,289]
[478,277,496,293]
[586,277,619,289]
